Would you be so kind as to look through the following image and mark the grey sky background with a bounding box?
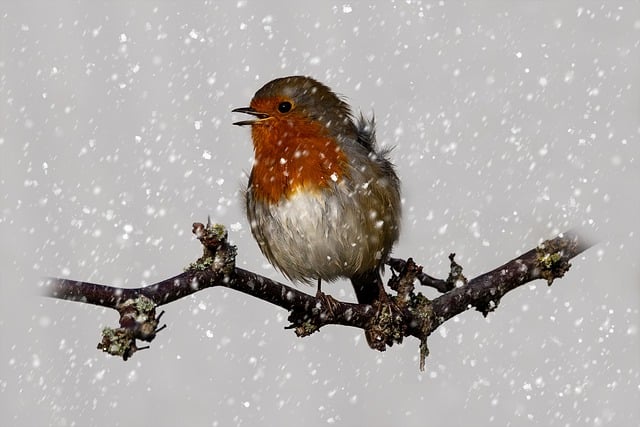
[1,2,639,426]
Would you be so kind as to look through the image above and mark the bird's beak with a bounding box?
[232,107,270,126]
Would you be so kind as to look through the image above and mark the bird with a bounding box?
[232,76,401,306]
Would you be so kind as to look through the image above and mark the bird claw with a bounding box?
[314,289,339,320]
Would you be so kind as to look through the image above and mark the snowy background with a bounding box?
[1,1,639,426]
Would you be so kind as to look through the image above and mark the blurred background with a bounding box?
[1,1,638,426]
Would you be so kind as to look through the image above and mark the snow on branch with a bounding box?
[42,221,594,369]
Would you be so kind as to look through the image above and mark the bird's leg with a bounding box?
[315,278,338,318]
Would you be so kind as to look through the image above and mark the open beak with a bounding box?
[232,107,270,126]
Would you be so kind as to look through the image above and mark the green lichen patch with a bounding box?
[186,256,215,272]
[97,326,135,358]
[536,240,571,285]
[187,221,237,275]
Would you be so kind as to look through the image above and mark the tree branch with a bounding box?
[42,222,595,369]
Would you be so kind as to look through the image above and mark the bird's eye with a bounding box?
[277,101,292,113]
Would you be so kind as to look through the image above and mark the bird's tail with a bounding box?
[351,268,390,350]
[350,268,386,305]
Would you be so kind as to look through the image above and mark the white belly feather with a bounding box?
[247,184,391,284]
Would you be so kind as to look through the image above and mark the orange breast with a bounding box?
[249,118,349,204]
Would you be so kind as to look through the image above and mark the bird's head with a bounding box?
[233,76,357,146]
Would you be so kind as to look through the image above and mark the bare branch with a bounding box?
[430,229,593,322]
[42,224,595,369]
[388,257,452,293]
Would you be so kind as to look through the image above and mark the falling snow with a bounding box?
[1,2,638,427]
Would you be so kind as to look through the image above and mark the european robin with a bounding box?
[233,76,401,305]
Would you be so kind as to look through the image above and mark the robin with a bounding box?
[233,76,401,306]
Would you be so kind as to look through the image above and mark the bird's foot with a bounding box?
[314,289,339,320]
